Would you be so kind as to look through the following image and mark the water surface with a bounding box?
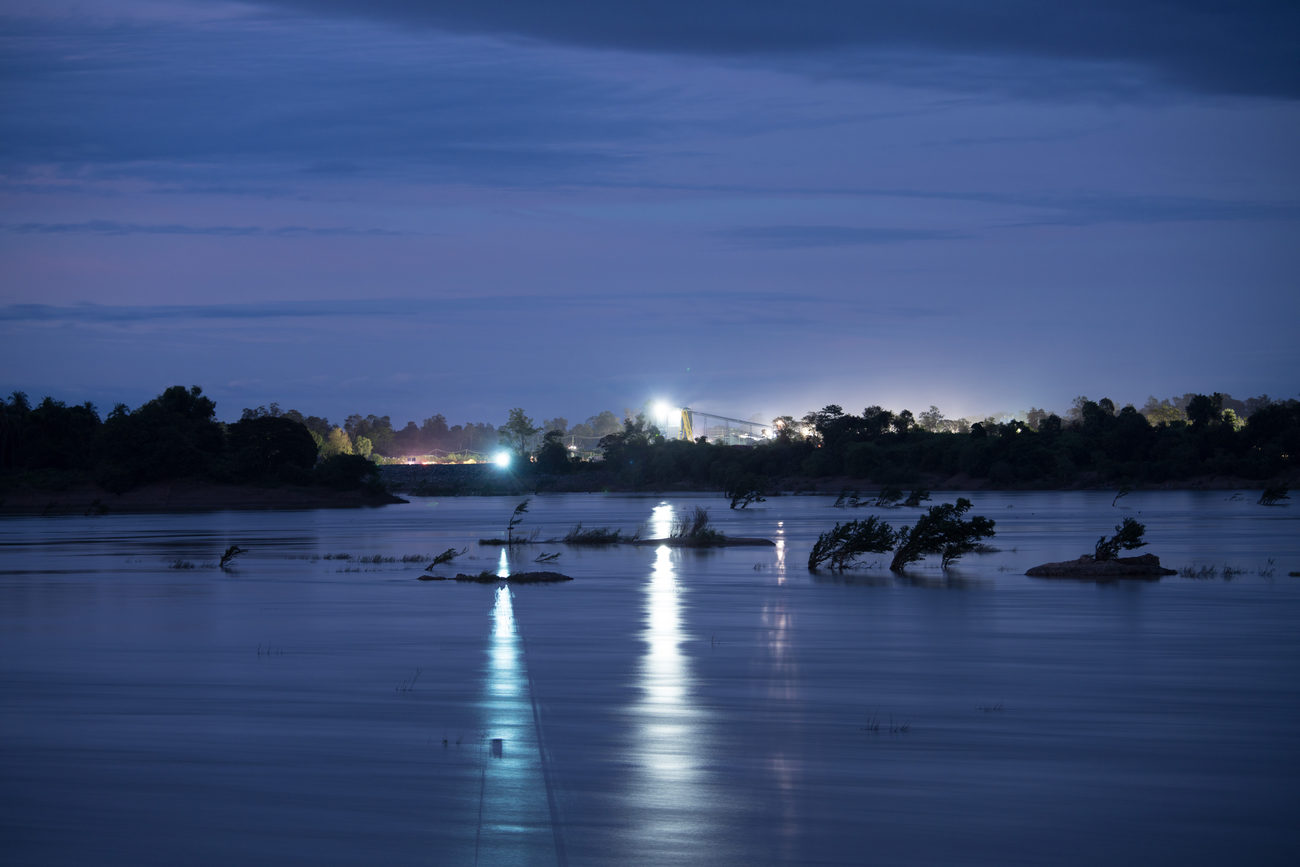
[2,492,1298,865]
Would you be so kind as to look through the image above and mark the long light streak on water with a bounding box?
[474,585,556,864]
[620,529,714,861]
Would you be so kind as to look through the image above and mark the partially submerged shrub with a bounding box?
[671,506,722,542]
[874,487,903,508]
[219,545,246,570]
[428,547,466,569]
[808,517,897,571]
[562,524,627,545]
[889,498,996,572]
[809,498,996,573]
[1258,485,1290,506]
[506,498,530,544]
[1094,517,1147,561]
[903,489,931,508]
[724,473,767,510]
[479,499,535,546]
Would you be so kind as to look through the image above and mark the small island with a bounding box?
[1026,518,1176,580]
[632,536,775,548]
[629,505,774,548]
[1026,553,1176,580]
[418,571,573,584]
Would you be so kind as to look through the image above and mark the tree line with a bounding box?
[237,403,626,461]
[538,393,1298,490]
[3,386,1295,494]
[1,386,381,493]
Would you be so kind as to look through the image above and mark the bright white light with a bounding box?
[492,451,512,469]
[652,401,677,427]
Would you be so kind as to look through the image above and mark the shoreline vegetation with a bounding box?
[2,386,1296,515]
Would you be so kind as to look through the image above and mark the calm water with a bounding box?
[2,491,1298,866]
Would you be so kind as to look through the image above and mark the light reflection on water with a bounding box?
[622,501,712,860]
[774,520,787,584]
[477,584,555,863]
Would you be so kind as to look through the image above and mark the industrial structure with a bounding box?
[655,404,769,445]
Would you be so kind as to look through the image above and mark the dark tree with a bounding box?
[314,453,380,491]
[890,498,995,572]
[1186,393,1224,427]
[808,517,897,571]
[96,385,224,492]
[724,472,767,509]
[1094,518,1147,560]
[227,416,318,482]
[535,430,571,474]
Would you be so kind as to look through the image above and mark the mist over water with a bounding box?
[2,492,1298,865]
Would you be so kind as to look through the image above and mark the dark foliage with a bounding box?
[96,386,225,492]
[724,471,768,509]
[903,488,931,507]
[889,498,996,572]
[808,517,897,571]
[874,486,903,507]
[314,453,381,491]
[227,416,318,483]
[1094,517,1147,560]
[1258,485,1289,506]
[1,386,399,497]
[535,430,572,474]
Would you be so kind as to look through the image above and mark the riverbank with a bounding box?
[0,480,405,515]
[378,463,1293,497]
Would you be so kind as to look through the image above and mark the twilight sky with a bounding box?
[2,0,1297,427]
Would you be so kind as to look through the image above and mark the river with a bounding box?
[2,491,1297,865]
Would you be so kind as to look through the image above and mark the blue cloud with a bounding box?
[257,1,1300,99]
[715,225,963,249]
[0,15,650,183]
[3,220,406,237]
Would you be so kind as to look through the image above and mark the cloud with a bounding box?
[715,225,963,249]
[0,289,942,329]
[0,300,445,324]
[2,220,406,237]
[1001,195,1300,227]
[0,15,651,182]
[254,0,1300,99]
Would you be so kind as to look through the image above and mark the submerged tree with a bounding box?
[1258,485,1290,506]
[874,486,903,508]
[889,498,995,572]
[808,517,897,571]
[725,472,768,509]
[506,498,531,545]
[903,489,931,507]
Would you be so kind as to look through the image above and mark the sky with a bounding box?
[2,0,1297,427]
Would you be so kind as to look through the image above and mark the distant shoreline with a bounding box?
[0,480,405,516]
[2,466,1288,516]
[378,463,1292,498]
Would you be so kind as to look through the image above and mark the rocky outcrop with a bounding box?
[632,536,775,548]
[419,570,573,583]
[1026,553,1176,580]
